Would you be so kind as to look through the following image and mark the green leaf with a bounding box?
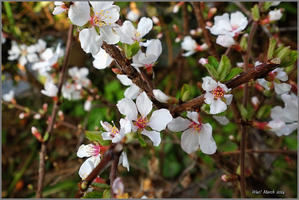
[239,105,248,120]
[208,56,219,70]
[137,132,147,147]
[276,46,290,61]
[240,34,248,51]
[218,55,232,81]
[257,105,272,119]
[204,63,218,79]
[124,41,140,59]
[85,130,110,146]
[251,4,260,21]
[103,189,111,198]
[280,50,297,68]
[180,84,191,102]
[223,67,243,81]
[83,191,103,198]
[267,38,277,60]
[262,2,274,11]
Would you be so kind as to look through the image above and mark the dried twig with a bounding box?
[36,24,73,198]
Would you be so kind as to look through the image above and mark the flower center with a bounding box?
[189,121,202,132]
[134,117,148,130]
[132,31,141,41]
[231,25,239,31]
[92,145,101,156]
[110,126,120,137]
[212,86,225,98]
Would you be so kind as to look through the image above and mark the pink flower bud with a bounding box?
[31,127,43,142]
[199,58,208,65]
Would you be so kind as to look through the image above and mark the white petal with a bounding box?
[269,9,282,21]
[180,128,200,154]
[68,2,90,26]
[90,2,114,11]
[84,100,92,111]
[210,99,227,114]
[146,39,162,60]
[117,98,138,121]
[230,11,248,34]
[79,27,103,56]
[141,130,161,146]
[100,121,113,132]
[273,68,288,81]
[119,151,130,171]
[137,17,153,38]
[167,117,191,132]
[100,26,120,45]
[148,109,173,131]
[78,156,101,180]
[120,118,131,134]
[153,89,170,103]
[77,144,93,158]
[224,94,233,105]
[209,13,232,36]
[118,20,136,44]
[102,132,113,140]
[53,6,66,15]
[136,92,152,118]
[181,36,197,52]
[204,92,214,104]
[274,83,291,95]
[187,111,200,123]
[202,76,217,92]
[92,48,113,69]
[257,78,270,90]
[216,35,235,48]
[124,84,141,99]
[199,123,217,154]
[117,74,133,86]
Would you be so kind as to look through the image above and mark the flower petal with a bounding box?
[199,123,217,154]
[102,132,113,140]
[224,94,233,105]
[92,48,113,69]
[187,111,200,123]
[117,98,138,121]
[100,26,120,45]
[120,118,131,134]
[78,155,101,180]
[77,144,93,158]
[141,130,161,146]
[153,89,170,103]
[167,117,191,132]
[68,2,90,26]
[124,84,141,99]
[137,17,153,38]
[216,35,235,48]
[117,74,133,86]
[118,20,136,44]
[180,128,200,154]
[118,151,130,171]
[136,92,152,117]
[202,76,217,92]
[148,109,173,131]
[79,27,103,56]
[210,98,227,114]
[274,83,291,95]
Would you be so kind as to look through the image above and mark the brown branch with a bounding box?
[36,24,73,198]
[109,153,120,197]
[192,2,218,58]
[221,149,297,156]
[101,42,168,109]
[170,60,280,115]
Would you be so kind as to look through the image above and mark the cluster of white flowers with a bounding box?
[208,11,248,48]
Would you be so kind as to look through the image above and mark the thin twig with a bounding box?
[109,154,120,197]
[192,2,218,58]
[36,24,73,198]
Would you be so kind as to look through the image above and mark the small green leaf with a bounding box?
[262,2,274,11]
[85,130,110,146]
[83,191,103,198]
[223,67,243,81]
[267,38,277,60]
[257,105,272,119]
[103,189,111,198]
[239,105,248,120]
[218,55,232,81]
[276,46,290,61]
[204,63,218,79]
[208,56,219,70]
[251,4,260,21]
[43,132,49,142]
[124,42,140,59]
[137,132,147,147]
[240,35,248,51]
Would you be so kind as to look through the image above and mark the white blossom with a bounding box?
[269,9,282,21]
[116,92,173,146]
[118,17,153,44]
[92,48,113,69]
[41,81,58,97]
[181,36,208,56]
[268,93,298,136]
[2,90,14,102]
[202,76,232,114]
[101,118,131,143]
[167,112,217,154]
[8,41,39,66]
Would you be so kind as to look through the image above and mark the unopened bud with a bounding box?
[157,32,163,39]
[229,135,235,141]
[34,113,41,119]
[31,127,43,142]
[111,68,122,74]
[152,16,159,24]
[251,96,260,110]
[199,58,208,65]
[221,174,238,182]
[43,103,48,112]
[208,7,217,19]
[19,112,27,119]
